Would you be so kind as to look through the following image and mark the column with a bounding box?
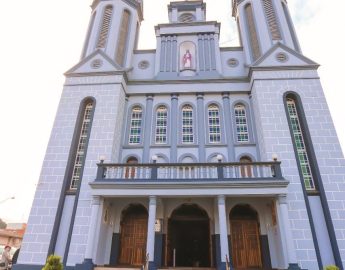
[198,34,205,71]
[222,93,235,161]
[170,94,178,162]
[204,35,210,71]
[160,37,166,72]
[218,195,230,270]
[143,95,154,162]
[166,36,172,72]
[210,34,216,70]
[277,195,301,270]
[146,196,157,270]
[197,93,206,162]
[172,36,177,72]
[82,196,102,269]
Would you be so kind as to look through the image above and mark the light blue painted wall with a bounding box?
[54,195,75,260]
[309,196,335,266]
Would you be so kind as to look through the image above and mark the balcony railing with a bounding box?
[95,161,283,182]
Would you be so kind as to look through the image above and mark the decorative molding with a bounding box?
[90,59,103,69]
[138,60,150,69]
[276,52,288,63]
[227,58,239,67]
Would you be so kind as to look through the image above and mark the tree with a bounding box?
[0,218,6,229]
[42,255,63,270]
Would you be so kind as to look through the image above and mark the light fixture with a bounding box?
[216,154,223,162]
[99,155,106,163]
[152,155,158,162]
[272,154,278,161]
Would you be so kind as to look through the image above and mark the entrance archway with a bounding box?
[230,204,262,269]
[118,204,148,266]
[167,204,211,267]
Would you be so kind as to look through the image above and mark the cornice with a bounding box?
[127,77,250,85]
[248,65,320,80]
[155,21,220,30]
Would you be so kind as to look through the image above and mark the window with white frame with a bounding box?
[70,102,94,189]
[208,104,221,143]
[182,105,194,143]
[129,106,142,144]
[286,98,315,190]
[155,106,168,144]
[235,104,249,142]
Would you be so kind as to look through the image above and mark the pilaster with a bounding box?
[217,195,230,270]
[143,95,154,162]
[146,196,157,270]
[196,93,206,162]
[170,94,179,162]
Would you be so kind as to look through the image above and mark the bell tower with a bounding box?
[232,0,301,63]
[81,0,143,68]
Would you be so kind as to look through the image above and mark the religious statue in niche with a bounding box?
[183,50,192,69]
[179,41,196,74]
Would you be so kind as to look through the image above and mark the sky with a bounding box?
[0,0,344,223]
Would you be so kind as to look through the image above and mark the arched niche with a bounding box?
[179,41,196,73]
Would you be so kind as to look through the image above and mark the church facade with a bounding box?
[14,1,345,270]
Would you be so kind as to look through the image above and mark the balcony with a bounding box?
[90,161,288,196]
[94,161,284,182]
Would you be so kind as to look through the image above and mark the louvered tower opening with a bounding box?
[96,5,113,48]
[262,0,282,40]
[245,4,261,61]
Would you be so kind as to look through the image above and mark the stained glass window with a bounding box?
[129,106,142,144]
[70,102,94,189]
[182,105,194,143]
[155,106,168,144]
[235,104,249,142]
[286,98,315,190]
[208,105,221,143]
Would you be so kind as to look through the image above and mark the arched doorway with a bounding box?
[167,204,211,267]
[230,204,262,269]
[118,204,148,266]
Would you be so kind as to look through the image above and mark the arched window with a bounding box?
[129,106,143,144]
[116,9,131,66]
[125,157,138,179]
[70,100,95,189]
[240,156,253,178]
[234,104,249,142]
[155,106,168,144]
[182,105,194,143]
[96,5,113,49]
[286,97,315,190]
[208,104,221,143]
[262,0,281,40]
[245,3,261,61]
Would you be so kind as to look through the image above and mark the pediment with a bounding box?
[65,50,123,76]
[252,42,319,68]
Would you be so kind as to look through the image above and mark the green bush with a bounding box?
[42,255,63,270]
[324,265,339,270]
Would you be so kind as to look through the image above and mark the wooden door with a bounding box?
[231,220,262,269]
[119,214,148,265]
